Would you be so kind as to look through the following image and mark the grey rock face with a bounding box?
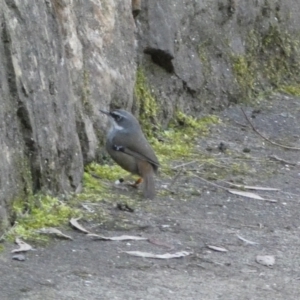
[137,0,300,116]
[143,1,176,73]
[0,0,136,233]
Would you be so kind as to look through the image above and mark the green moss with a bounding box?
[76,163,138,207]
[152,130,195,163]
[151,113,220,175]
[173,111,219,130]
[3,156,34,237]
[134,67,159,137]
[8,194,81,241]
[76,163,135,203]
[231,26,300,102]
[85,162,128,182]
[279,85,300,96]
[232,55,257,101]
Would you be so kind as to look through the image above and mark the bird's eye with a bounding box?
[111,112,122,122]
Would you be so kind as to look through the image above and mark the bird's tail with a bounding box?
[138,161,156,199]
[143,170,155,199]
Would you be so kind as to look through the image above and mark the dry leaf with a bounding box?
[225,182,279,191]
[237,234,259,245]
[228,189,277,202]
[70,218,90,234]
[124,251,191,259]
[11,238,33,253]
[207,245,228,252]
[87,234,148,241]
[229,190,264,199]
[37,228,73,240]
[256,255,275,266]
[240,186,279,191]
[81,204,95,213]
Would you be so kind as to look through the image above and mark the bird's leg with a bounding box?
[118,175,143,189]
[113,177,142,192]
[114,174,143,189]
[129,177,143,189]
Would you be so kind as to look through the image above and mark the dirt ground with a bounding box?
[1,94,300,300]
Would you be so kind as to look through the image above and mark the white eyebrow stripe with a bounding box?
[111,119,124,131]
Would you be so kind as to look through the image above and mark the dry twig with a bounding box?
[241,108,300,151]
[193,175,278,203]
[268,155,298,166]
[173,161,197,169]
[168,169,183,189]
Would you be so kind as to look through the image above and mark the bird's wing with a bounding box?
[112,132,160,169]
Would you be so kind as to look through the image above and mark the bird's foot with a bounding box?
[113,177,143,190]
[128,177,143,189]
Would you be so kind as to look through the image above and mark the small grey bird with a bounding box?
[100,109,159,199]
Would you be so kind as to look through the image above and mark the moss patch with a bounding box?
[85,162,129,182]
[150,113,220,175]
[279,85,300,96]
[76,163,134,203]
[134,67,159,137]
[231,25,300,102]
[7,194,81,242]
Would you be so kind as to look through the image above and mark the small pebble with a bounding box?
[12,254,26,261]
[243,147,251,153]
[218,142,227,152]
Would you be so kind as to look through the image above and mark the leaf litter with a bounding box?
[67,216,228,261]
[236,234,259,245]
[194,176,279,202]
[224,182,280,191]
[124,251,192,259]
[228,190,277,203]
[11,238,34,253]
[70,218,91,234]
[87,233,148,241]
[207,245,228,252]
[69,218,148,241]
[36,228,73,240]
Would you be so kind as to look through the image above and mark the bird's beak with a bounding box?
[100,109,110,116]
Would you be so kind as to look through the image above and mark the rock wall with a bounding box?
[1,0,300,232]
[0,0,136,232]
[136,0,300,122]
